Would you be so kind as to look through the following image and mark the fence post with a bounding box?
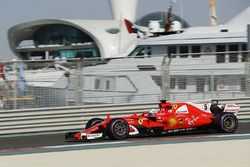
[161,54,171,100]
[248,24,250,62]
[246,62,250,96]
[210,67,215,98]
[75,60,84,106]
[13,61,18,110]
[65,71,70,106]
[81,59,85,105]
[246,25,250,96]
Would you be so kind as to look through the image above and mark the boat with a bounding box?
[80,6,250,104]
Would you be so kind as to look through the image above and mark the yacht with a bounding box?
[81,7,250,104]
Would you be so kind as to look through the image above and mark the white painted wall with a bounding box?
[109,0,138,22]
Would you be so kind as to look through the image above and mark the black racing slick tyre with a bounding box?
[214,112,238,133]
[107,118,129,140]
[85,118,104,129]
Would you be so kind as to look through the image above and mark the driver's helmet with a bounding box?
[160,99,167,103]
[149,109,158,116]
[211,100,219,105]
[159,99,167,109]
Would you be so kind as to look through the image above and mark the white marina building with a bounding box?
[8,0,139,60]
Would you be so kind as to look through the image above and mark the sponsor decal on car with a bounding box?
[185,115,199,125]
[86,133,103,140]
[129,125,139,135]
[169,118,177,126]
[173,104,178,110]
[178,118,184,125]
[224,104,240,113]
[203,104,208,110]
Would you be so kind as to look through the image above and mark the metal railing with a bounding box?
[0,97,249,136]
[0,50,250,110]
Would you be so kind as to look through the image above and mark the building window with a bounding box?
[106,80,110,90]
[76,51,93,58]
[128,47,151,57]
[170,78,176,89]
[216,45,226,63]
[95,79,101,90]
[214,78,218,91]
[208,77,217,91]
[208,78,211,91]
[168,46,177,58]
[94,77,115,91]
[240,77,246,92]
[178,78,186,90]
[147,47,152,55]
[229,44,239,62]
[191,45,201,58]
[242,44,247,62]
[34,24,93,45]
[151,76,162,87]
[196,78,205,92]
[180,46,189,58]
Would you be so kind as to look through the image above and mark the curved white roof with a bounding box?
[8,19,137,59]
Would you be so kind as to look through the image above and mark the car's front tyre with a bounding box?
[85,118,104,129]
[106,118,129,140]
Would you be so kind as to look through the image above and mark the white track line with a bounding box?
[44,133,250,149]
[44,141,130,149]
[213,133,250,138]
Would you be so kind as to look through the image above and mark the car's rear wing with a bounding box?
[222,104,240,114]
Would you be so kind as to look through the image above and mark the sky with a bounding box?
[0,0,250,60]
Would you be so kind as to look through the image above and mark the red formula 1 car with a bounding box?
[65,100,240,141]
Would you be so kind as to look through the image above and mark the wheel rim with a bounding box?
[114,122,127,136]
[224,117,235,130]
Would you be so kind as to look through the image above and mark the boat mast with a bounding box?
[210,0,218,26]
[165,1,174,32]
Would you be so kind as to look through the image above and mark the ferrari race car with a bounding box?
[65,99,240,141]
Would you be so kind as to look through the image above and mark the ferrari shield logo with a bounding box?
[138,118,143,125]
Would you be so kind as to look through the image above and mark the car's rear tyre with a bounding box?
[213,112,238,133]
[106,118,129,140]
[85,118,104,129]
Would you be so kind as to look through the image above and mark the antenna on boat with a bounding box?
[165,0,175,32]
[210,0,218,26]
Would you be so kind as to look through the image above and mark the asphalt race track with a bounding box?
[0,121,250,156]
